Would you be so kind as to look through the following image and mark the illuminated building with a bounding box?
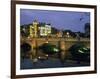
[29,25,34,38]
[33,20,39,37]
[29,20,51,37]
[40,24,51,36]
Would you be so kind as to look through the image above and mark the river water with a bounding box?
[21,57,90,69]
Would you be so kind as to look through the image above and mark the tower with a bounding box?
[29,25,34,38]
[33,20,38,37]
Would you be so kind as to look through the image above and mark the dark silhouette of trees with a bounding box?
[51,27,59,34]
[20,24,30,37]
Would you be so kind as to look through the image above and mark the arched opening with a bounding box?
[21,42,31,58]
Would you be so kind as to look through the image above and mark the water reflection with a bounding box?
[21,42,90,69]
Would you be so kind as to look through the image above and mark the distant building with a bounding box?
[29,20,39,38]
[57,30,63,37]
[39,24,51,36]
[29,25,34,38]
[84,23,90,38]
[33,20,39,37]
[29,20,51,37]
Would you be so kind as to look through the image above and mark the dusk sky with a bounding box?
[20,9,90,32]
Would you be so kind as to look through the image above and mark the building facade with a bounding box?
[39,24,51,36]
[29,20,51,37]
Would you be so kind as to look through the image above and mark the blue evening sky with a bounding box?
[20,9,90,32]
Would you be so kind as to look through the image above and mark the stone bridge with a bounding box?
[21,37,90,59]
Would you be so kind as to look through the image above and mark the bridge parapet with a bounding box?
[21,37,90,51]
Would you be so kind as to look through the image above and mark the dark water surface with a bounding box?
[21,58,90,69]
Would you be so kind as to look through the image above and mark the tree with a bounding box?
[63,30,72,35]
[51,27,59,34]
[20,24,30,37]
